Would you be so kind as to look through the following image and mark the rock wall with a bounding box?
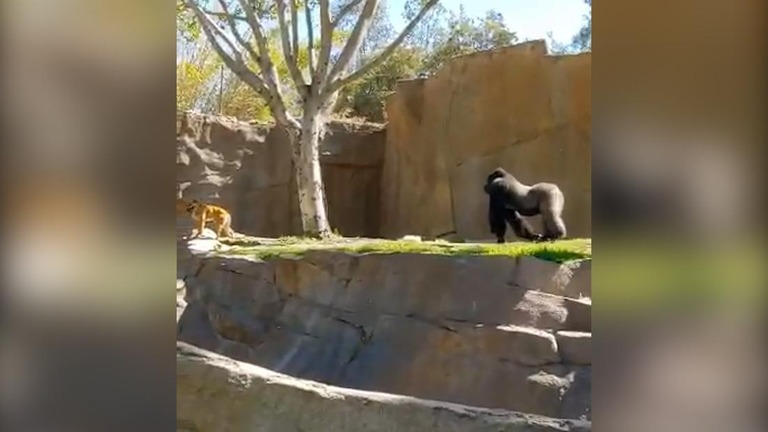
[178,342,591,432]
[176,40,591,240]
[177,249,592,421]
[381,40,591,239]
[177,115,385,238]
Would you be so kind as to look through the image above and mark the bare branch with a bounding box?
[213,0,261,65]
[290,1,300,66]
[314,0,333,87]
[234,0,282,93]
[327,0,440,94]
[326,0,380,85]
[186,2,270,97]
[188,3,239,58]
[190,0,299,130]
[304,2,315,79]
[331,0,365,28]
[200,8,247,22]
[275,0,307,93]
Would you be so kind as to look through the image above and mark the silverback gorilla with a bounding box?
[483,168,567,243]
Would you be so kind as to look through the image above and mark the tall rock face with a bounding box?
[381,40,591,239]
[176,40,591,240]
[176,116,386,238]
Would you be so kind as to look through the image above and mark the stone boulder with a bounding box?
[177,342,591,432]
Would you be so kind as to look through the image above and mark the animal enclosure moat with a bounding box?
[177,237,592,426]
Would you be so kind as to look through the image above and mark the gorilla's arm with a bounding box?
[505,209,543,242]
[488,198,507,238]
[487,187,543,243]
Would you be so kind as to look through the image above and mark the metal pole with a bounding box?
[218,65,224,114]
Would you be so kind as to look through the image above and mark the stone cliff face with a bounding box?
[176,40,591,240]
[178,342,592,432]
[176,115,385,238]
[381,40,591,240]
[177,248,592,421]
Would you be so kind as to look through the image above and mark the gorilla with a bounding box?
[483,167,567,243]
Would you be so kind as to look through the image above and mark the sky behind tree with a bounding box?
[388,0,589,44]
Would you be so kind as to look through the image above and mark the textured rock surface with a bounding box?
[380,40,591,239]
[176,116,385,238]
[176,40,591,241]
[177,342,591,432]
[555,331,591,365]
[177,250,592,420]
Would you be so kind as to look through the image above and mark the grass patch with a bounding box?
[218,237,591,263]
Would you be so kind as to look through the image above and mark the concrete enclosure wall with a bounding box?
[176,40,591,239]
[381,41,591,239]
[177,116,385,237]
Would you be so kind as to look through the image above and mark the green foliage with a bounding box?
[332,0,395,65]
[420,8,517,74]
[335,47,424,122]
[218,78,274,121]
[176,58,217,113]
[570,0,591,52]
[548,0,591,54]
[176,38,273,121]
[179,2,591,124]
[334,6,517,121]
[176,0,200,42]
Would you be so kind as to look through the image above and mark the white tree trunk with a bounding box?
[294,102,331,237]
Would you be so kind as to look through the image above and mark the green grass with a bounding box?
[217,237,591,263]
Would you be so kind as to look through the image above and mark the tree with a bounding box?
[420,8,517,74]
[331,0,394,69]
[177,31,273,120]
[335,46,423,121]
[403,0,448,53]
[182,0,441,237]
[333,6,517,121]
[547,0,590,54]
[569,0,591,52]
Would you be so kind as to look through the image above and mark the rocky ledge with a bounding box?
[178,341,591,432]
[178,242,591,421]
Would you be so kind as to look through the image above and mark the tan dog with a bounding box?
[184,199,235,239]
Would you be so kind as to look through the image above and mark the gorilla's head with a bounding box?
[483,167,508,194]
[487,167,508,183]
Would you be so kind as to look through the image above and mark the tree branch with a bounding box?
[290,1,301,67]
[200,8,248,23]
[326,0,379,85]
[233,0,283,94]
[275,0,307,94]
[304,2,315,79]
[190,0,299,130]
[327,0,440,94]
[187,2,239,59]
[213,0,261,65]
[314,0,333,88]
[331,0,365,28]
[186,2,270,98]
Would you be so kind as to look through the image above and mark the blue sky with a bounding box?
[182,0,589,51]
[387,0,590,44]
